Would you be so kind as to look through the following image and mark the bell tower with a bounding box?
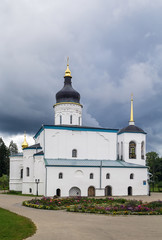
[53,58,83,126]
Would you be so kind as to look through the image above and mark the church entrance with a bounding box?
[105,186,112,196]
[69,187,81,196]
[128,186,132,196]
[88,186,95,197]
[56,188,61,197]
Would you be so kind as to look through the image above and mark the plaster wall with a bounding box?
[54,103,82,126]
[9,155,23,191]
[44,128,117,160]
[118,132,146,165]
[46,166,148,197]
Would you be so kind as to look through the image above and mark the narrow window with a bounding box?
[90,173,94,179]
[60,115,62,125]
[130,173,134,179]
[29,188,32,193]
[79,117,81,125]
[106,173,110,179]
[121,142,123,160]
[117,142,119,160]
[26,167,30,177]
[70,115,72,124]
[72,149,77,158]
[20,169,23,179]
[59,172,63,179]
[129,141,136,159]
[141,141,144,159]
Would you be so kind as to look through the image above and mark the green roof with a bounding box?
[44,159,147,168]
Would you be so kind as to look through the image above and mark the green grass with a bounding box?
[0,207,36,240]
[2,190,42,197]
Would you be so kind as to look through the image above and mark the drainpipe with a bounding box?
[100,160,102,189]
[45,166,47,196]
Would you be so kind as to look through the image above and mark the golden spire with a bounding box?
[129,93,135,125]
[64,57,72,77]
[22,132,28,149]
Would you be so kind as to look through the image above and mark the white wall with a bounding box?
[118,132,146,165]
[54,103,82,126]
[44,128,117,160]
[9,155,23,191]
[46,166,148,197]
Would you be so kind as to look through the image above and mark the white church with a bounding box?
[9,61,148,197]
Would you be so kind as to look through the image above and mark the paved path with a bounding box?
[0,193,162,240]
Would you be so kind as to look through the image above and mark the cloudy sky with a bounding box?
[0,0,162,155]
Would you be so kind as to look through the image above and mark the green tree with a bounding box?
[146,152,162,191]
[9,140,18,155]
[0,174,9,191]
[0,138,10,177]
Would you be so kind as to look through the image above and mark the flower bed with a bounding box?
[23,197,162,215]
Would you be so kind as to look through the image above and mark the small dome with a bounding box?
[118,125,146,134]
[22,133,28,149]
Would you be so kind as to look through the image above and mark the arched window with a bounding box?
[130,173,134,179]
[60,115,62,124]
[59,172,63,179]
[121,142,123,160]
[129,141,136,159]
[70,115,72,124]
[90,173,94,179]
[20,169,23,179]
[106,173,110,179]
[72,149,77,158]
[26,167,30,177]
[141,141,144,159]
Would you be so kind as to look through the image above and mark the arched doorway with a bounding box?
[88,186,95,197]
[56,188,61,197]
[128,186,132,196]
[105,186,112,196]
[69,187,81,196]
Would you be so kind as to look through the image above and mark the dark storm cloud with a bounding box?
[0,0,162,154]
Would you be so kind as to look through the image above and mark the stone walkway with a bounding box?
[0,193,162,240]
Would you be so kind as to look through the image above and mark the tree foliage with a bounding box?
[0,138,10,177]
[146,152,162,187]
[9,140,18,155]
[0,174,9,190]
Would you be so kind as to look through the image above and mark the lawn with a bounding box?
[0,207,36,240]
[23,196,162,215]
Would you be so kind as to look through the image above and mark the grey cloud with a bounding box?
[0,0,162,155]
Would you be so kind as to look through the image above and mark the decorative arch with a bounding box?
[69,187,81,196]
[26,167,30,177]
[20,169,23,179]
[58,172,63,179]
[141,141,144,159]
[56,188,61,197]
[90,173,94,179]
[128,186,132,196]
[130,173,134,179]
[70,115,72,124]
[106,173,110,179]
[88,186,95,197]
[129,141,136,159]
[105,186,112,196]
[72,149,77,158]
[60,115,62,124]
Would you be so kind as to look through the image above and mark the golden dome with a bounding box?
[22,132,28,149]
[64,57,72,77]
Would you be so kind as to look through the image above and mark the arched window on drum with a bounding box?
[129,141,136,159]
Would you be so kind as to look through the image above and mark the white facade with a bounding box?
[9,64,149,197]
[54,102,82,126]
